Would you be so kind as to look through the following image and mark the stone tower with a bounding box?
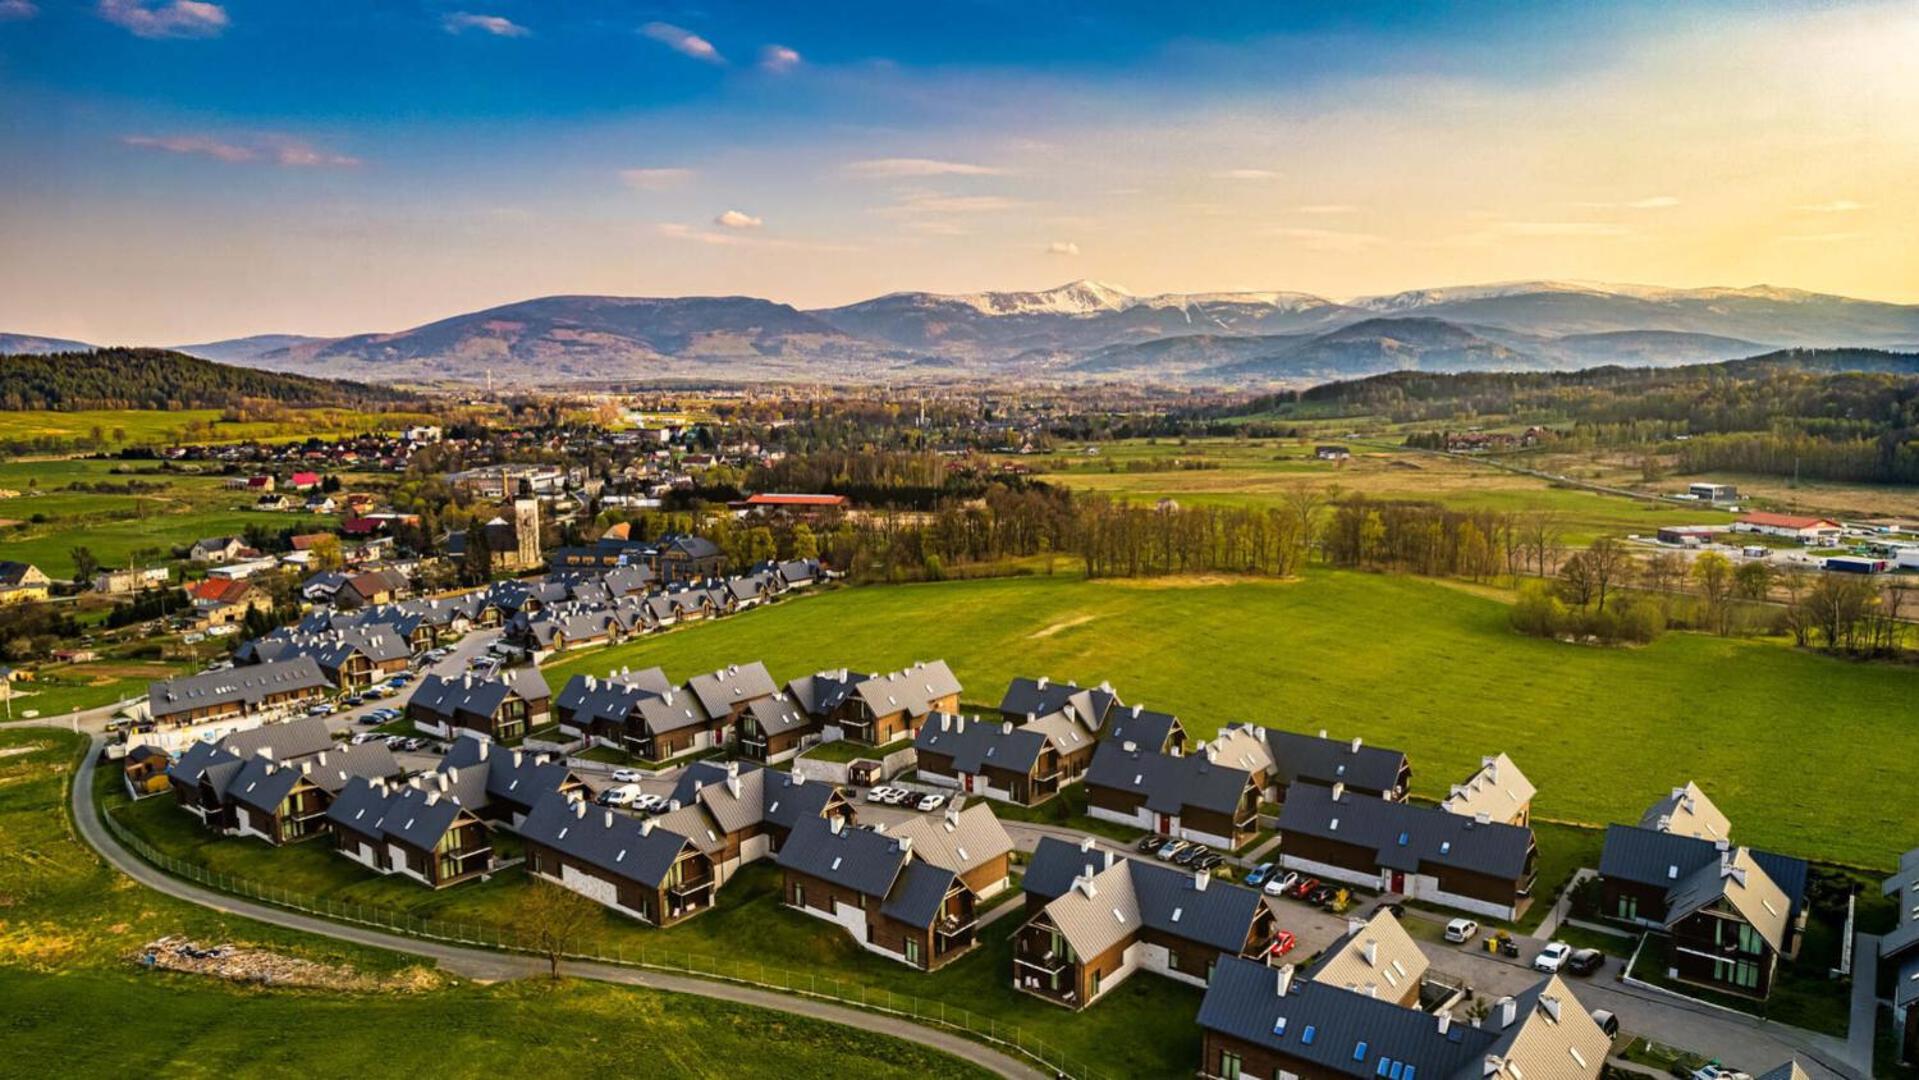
[513,498,541,569]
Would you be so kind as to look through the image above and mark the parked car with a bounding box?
[1566,948,1605,977]
[1173,844,1208,866]
[598,785,640,808]
[1137,834,1170,853]
[1194,853,1224,872]
[1534,941,1573,973]
[344,694,366,707]
[1287,876,1319,900]
[349,731,383,745]
[306,702,336,716]
[1244,862,1274,887]
[864,786,896,803]
[403,737,428,752]
[611,768,644,783]
[1264,871,1299,897]
[1306,884,1337,907]
[632,793,666,813]
[885,788,916,806]
[1266,930,1297,958]
[1156,840,1189,861]
[915,793,946,813]
[1689,1067,1753,1080]
[1444,918,1480,944]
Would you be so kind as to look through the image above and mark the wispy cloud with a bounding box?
[1625,195,1681,209]
[641,22,722,63]
[122,133,360,167]
[0,0,38,22]
[879,192,1024,216]
[1046,240,1080,256]
[1267,227,1384,252]
[1293,204,1358,215]
[843,158,1005,178]
[1796,199,1865,213]
[620,167,695,190]
[714,209,763,229]
[656,222,749,246]
[442,12,529,38]
[655,221,858,252]
[97,0,227,39]
[1213,168,1278,180]
[1499,221,1631,237]
[759,44,801,73]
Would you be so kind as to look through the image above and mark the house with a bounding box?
[434,735,587,828]
[653,533,725,583]
[1013,836,1277,1009]
[326,776,495,888]
[1734,512,1843,545]
[839,660,962,746]
[520,791,718,926]
[784,668,875,730]
[915,713,1087,806]
[1258,727,1411,806]
[684,660,778,732]
[188,578,271,627]
[226,742,402,846]
[147,657,332,728]
[553,667,676,752]
[93,565,170,595]
[254,493,294,512]
[731,492,850,517]
[407,668,552,743]
[121,744,174,798]
[1297,907,1430,1009]
[1315,445,1352,461]
[1198,956,1608,1080]
[885,802,1016,900]
[1277,783,1539,921]
[1597,783,1809,998]
[335,568,411,609]
[734,693,819,764]
[189,536,249,564]
[1437,753,1536,828]
[1085,740,1261,849]
[287,470,322,491]
[995,675,1179,767]
[1881,848,1919,1068]
[0,561,51,604]
[659,759,853,884]
[776,815,979,971]
[165,716,338,826]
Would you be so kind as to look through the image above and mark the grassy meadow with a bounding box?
[546,572,1919,870]
[0,729,995,1080]
[0,407,440,448]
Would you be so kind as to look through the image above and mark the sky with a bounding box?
[2,0,1916,343]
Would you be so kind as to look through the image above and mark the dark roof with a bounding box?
[168,740,241,789]
[915,713,1048,774]
[1599,824,1808,923]
[667,759,839,833]
[380,784,475,852]
[1023,836,1114,904]
[148,657,331,719]
[881,859,960,929]
[784,669,872,717]
[437,735,581,812]
[555,668,672,727]
[1085,740,1253,817]
[776,816,909,900]
[1107,704,1181,750]
[855,660,961,720]
[997,676,1122,729]
[220,716,335,761]
[518,791,696,889]
[1266,729,1408,793]
[1278,783,1535,880]
[225,755,304,814]
[740,693,814,738]
[1024,837,1265,953]
[325,775,395,838]
[411,668,550,722]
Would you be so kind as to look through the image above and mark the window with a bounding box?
[905,939,922,966]
[793,883,806,908]
[1218,1051,1242,1080]
[1617,894,1638,921]
[1354,1041,1368,1062]
[1090,969,1101,999]
[1300,1026,1316,1046]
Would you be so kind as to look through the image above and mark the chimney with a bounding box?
[1036,676,1049,690]
[1275,963,1296,997]
[725,760,739,778]
[300,761,312,775]
[1351,736,1363,753]
[512,750,523,767]
[725,777,741,799]
[1437,1013,1452,1036]
[1362,940,1378,967]
[897,836,913,855]
[1499,997,1518,1029]
[1539,995,1560,1022]
[945,807,959,828]
[829,816,845,835]
[1073,872,1097,899]
[641,817,655,835]
[425,790,439,805]
[1318,728,1328,740]
[1331,781,1345,802]
[1002,721,1013,736]
[604,810,614,828]
[668,798,681,811]
[1347,916,1364,937]
[1079,835,1097,853]
[1194,870,1209,892]
[1474,811,1491,826]
[940,714,951,733]
[575,799,587,819]
[1102,849,1116,871]
[479,741,489,761]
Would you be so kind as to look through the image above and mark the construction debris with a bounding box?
[135,936,439,992]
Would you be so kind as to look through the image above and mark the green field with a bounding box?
[0,729,995,1080]
[1015,437,1735,544]
[548,572,1919,869]
[0,407,439,447]
[3,659,187,718]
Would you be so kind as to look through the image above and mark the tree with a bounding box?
[1733,560,1771,602]
[520,878,600,977]
[68,546,99,585]
[309,533,345,572]
[461,524,493,586]
[1582,538,1629,611]
[1692,551,1735,635]
[790,524,819,562]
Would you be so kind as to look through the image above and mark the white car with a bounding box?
[864,786,896,803]
[1533,941,1573,973]
[611,768,643,783]
[1444,918,1480,944]
[915,793,946,813]
[631,793,667,813]
[1264,871,1299,897]
[599,784,640,808]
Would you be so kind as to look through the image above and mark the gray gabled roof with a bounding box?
[1085,740,1253,817]
[997,676,1122,730]
[915,713,1049,775]
[1599,824,1809,924]
[634,686,713,735]
[437,735,581,812]
[518,790,697,889]
[1264,729,1407,793]
[148,657,331,720]
[325,775,395,837]
[855,660,961,720]
[881,859,961,929]
[1663,848,1791,953]
[380,783,479,852]
[887,803,1013,878]
[225,754,305,814]
[411,668,550,722]
[1278,783,1535,881]
[168,740,241,789]
[684,661,777,718]
[1106,703,1181,749]
[668,760,838,835]
[739,693,814,738]
[784,669,872,717]
[555,667,672,727]
[776,816,909,900]
[220,716,335,761]
[1024,837,1265,954]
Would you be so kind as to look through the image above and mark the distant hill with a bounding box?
[0,332,98,355]
[0,348,412,410]
[173,334,332,364]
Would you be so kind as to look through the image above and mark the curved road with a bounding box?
[69,736,1045,1080]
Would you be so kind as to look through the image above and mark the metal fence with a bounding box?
[102,812,1110,1080]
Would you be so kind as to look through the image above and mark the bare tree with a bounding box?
[521,878,601,977]
[1584,538,1629,611]
[1692,552,1735,635]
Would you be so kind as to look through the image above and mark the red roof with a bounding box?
[289,533,334,550]
[1740,512,1840,530]
[290,471,322,486]
[341,516,383,535]
[742,493,849,508]
[189,579,254,604]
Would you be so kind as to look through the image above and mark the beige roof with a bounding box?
[1476,974,1612,1080]
[691,768,765,836]
[1206,725,1277,776]
[1440,753,1537,821]
[1666,847,1792,953]
[1024,710,1094,754]
[652,803,726,854]
[1037,860,1141,959]
[1306,908,1429,999]
[887,802,1013,877]
[1641,781,1732,842]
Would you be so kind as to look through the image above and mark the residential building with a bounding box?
[886,802,1016,900]
[1085,740,1261,849]
[734,693,819,764]
[1437,753,1536,828]
[838,660,962,746]
[166,717,338,828]
[187,578,271,627]
[1013,836,1277,1009]
[777,815,980,971]
[914,713,1087,806]
[1277,783,1539,921]
[189,536,249,564]
[407,668,552,743]
[1882,848,1919,1068]
[520,791,718,926]
[326,776,496,888]
[0,561,52,604]
[433,735,587,829]
[660,759,852,884]
[92,565,170,595]
[1299,908,1430,1009]
[226,743,402,846]
[147,657,332,728]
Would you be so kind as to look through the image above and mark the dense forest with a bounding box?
[0,348,412,410]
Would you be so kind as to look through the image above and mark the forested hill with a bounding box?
[0,348,414,410]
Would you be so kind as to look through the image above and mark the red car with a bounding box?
[1288,876,1320,899]
[1267,930,1297,958]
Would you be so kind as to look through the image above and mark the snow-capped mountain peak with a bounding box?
[946,279,1136,316]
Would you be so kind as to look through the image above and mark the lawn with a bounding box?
[543,571,1919,870]
[0,728,1000,1080]
[801,735,911,763]
[1630,932,1850,1037]
[2,659,187,718]
[5,508,333,577]
[106,772,1200,1079]
[0,407,442,448]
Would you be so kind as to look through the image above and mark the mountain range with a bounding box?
[8,279,1919,385]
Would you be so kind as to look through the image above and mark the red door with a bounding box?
[1158,813,1173,833]
[1391,871,1406,893]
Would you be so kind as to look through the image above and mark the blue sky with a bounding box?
[2,0,1915,341]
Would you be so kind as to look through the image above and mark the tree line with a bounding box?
[0,348,413,411]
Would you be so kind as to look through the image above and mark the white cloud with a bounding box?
[122,133,360,167]
[714,209,763,229]
[879,193,1023,215]
[1213,168,1278,180]
[1796,199,1866,213]
[1626,195,1681,209]
[657,222,749,246]
[1046,240,1080,256]
[759,44,801,73]
[641,22,722,63]
[843,158,1005,178]
[620,167,695,190]
[1267,227,1384,252]
[1293,204,1358,215]
[96,0,227,39]
[443,12,529,37]
[0,1,39,22]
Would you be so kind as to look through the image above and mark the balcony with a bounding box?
[936,912,978,938]
[1014,950,1071,975]
[668,877,714,899]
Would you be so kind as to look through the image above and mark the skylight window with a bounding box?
[1353,1041,1368,1061]
[1272,1017,1287,1037]
[1301,1026,1316,1046]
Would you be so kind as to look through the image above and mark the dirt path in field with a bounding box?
[1028,614,1097,638]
